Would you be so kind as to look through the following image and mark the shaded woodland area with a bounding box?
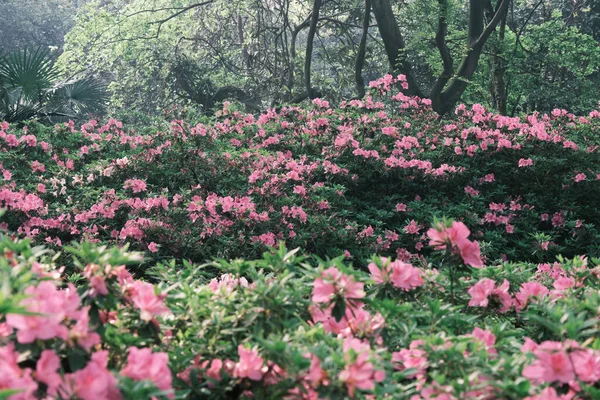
[2,0,599,120]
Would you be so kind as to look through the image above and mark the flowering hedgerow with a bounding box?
[2,76,600,398]
[1,231,600,399]
[0,76,599,264]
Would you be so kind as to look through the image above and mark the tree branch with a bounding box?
[474,0,511,48]
[430,0,453,102]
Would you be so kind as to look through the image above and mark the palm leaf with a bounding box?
[0,49,106,123]
[49,76,108,116]
[0,48,57,102]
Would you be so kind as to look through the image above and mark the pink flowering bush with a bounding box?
[0,82,599,265]
[0,235,599,399]
[1,79,600,398]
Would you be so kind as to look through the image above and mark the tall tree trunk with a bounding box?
[486,1,508,114]
[370,0,423,97]
[287,19,310,98]
[237,15,252,77]
[305,0,321,99]
[354,0,371,98]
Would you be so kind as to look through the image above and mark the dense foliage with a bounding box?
[0,77,600,264]
[1,78,600,398]
[56,0,600,117]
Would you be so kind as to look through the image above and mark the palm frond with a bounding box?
[0,48,57,103]
[50,77,108,116]
[0,49,106,123]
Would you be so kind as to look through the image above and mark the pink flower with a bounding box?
[208,273,250,295]
[551,212,565,227]
[427,220,483,267]
[36,350,62,395]
[391,263,423,290]
[312,267,365,306]
[403,220,420,234]
[571,348,600,383]
[395,203,407,212]
[121,347,173,396]
[521,337,539,353]
[515,282,548,310]
[233,345,264,381]
[518,158,533,167]
[467,279,513,312]
[130,281,170,322]
[554,276,575,291]
[90,276,109,297]
[60,351,121,400]
[464,186,479,196]
[368,257,423,290]
[148,242,159,253]
[522,341,575,384]
[392,340,428,380]
[123,178,147,193]
[338,338,382,398]
[574,173,587,182]
[6,281,80,343]
[458,239,484,268]
[470,327,497,356]
[524,387,575,400]
[306,354,328,387]
[0,344,38,399]
[206,359,224,382]
[467,278,495,307]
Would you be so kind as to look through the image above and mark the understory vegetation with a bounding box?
[2,0,600,398]
[1,78,600,398]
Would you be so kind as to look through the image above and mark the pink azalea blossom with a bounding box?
[522,341,577,384]
[121,347,173,397]
[148,242,159,253]
[130,281,170,322]
[233,345,264,381]
[518,158,533,167]
[338,338,383,398]
[312,267,365,306]
[6,281,80,343]
[524,387,575,400]
[368,257,423,290]
[0,344,38,399]
[392,340,428,380]
[123,178,147,193]
[59,351,121,400]
[467,278,513,312]
[36,350,62,395]
[470,327,497,356]
[427,220,483,267]
[515,282,548,310]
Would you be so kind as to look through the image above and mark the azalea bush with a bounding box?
[2,76,600,398]
[1,225,600,399]
[0,76,599,266]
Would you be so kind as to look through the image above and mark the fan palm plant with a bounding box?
[0,48,107,123]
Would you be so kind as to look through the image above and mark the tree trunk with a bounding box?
[354,0,371,98]
[487,1,508,114]
[305,0,321,99]
[430,0,511,115]
[370,0,423,97]
[287,19,310,99]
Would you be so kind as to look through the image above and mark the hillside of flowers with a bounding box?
[2,76,600,399]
